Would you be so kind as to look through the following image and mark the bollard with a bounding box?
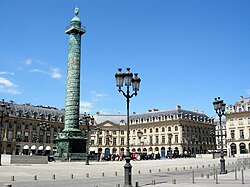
[52,174,56,180]
[172,179,176,184]
[175,167,177,171]
[235,167,237,180]
[167,168,170,171]
[201,173,204,178]
[158,169,161,172]
[183,167,185,170]
[138,170,141,174]
[34,175,38,180]
[215,170,218,184]
[190,166,192,170]
[207,174,210,179]
[241,170,244,184]
[4,184,12,187]
[149,169,152,173]
[192,170,195,184]
[86,173,89,178]
[196,165,199,168]
[11,176,14,181]
[213,168,216,180]
[115,172,118,176]
[152,180,155,185]
[116,184,120,187]
[102,172,105,177]
[135,182,139,187]
[71,174,73,179]
[208,164,210,167]
[202,165,204,168]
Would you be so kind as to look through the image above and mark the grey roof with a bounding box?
[93,114,127,125]
[130,109,208,119]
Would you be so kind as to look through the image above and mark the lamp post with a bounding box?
[213,97,227,174]
[80,113,95,165]
[115,68,141,187]
[137,129,143,152]
[39,121,50,155]
[0,99,11,166]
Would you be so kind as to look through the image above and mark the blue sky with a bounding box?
[0,0,249,117]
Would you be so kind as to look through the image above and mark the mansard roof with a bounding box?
[93,113,127,125]
[130,108,208,120]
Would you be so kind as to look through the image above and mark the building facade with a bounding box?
[89,105,216,158]
[0,100,65,156]
[1,99,216,158]
[226,96,250,156]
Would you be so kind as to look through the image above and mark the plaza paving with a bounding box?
[0,154,249,187]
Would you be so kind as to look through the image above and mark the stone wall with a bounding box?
[10,155,48,164]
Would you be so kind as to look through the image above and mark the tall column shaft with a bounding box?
[65,33,81,131]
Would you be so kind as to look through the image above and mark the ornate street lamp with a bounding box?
[0,99,11,166]
[213,97,227,174]
[80,113,95,165]
[137,129,143,149]
[39,121,50,155]
[115,68,141,187]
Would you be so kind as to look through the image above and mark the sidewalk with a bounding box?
[0,154,249,187]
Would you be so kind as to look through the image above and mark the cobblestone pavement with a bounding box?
[0,155,249,187]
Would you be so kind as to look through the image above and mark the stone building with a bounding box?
[0,100,65,155]
[226,96,250,156]
[89,105,216,158]
[1,99,215,158]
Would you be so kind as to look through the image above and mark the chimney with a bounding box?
[176,105,181,110]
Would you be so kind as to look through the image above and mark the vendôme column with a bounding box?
[55,7,86,160]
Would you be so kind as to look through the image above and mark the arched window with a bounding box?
[162,127,165,132]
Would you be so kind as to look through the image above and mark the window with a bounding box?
[113,137,117,145]
[150,128,153,133]
[156,136,159,144]
[162,127,165,132]
[175,135,178,143]
[175,126,178,131]
[133,130,135,134]
[230,119,234,126]
[155,128,159,133]
[113,130,117,135]
[144,129,147,133]
[239,129,244,139]
[231,130,235,139]
[239,118,244,125]
[162,136,165,144]
[98,137,102,145]
[121,137,125,146]
[168,126,171,132]
[150,136,153,144]
[121,130,124,135]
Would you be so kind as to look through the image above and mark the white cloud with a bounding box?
[80,101,93,113]
[50,68,62,79]
[0,77,16,87]
[30,68,62,79]
[0,71,15,75]
[0,77,20,95]
[24,59,32,65]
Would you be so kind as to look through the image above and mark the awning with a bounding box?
[38,146,44,150]
[23,145,29,149]
[45,146,51,150]
[30,145,36,150]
